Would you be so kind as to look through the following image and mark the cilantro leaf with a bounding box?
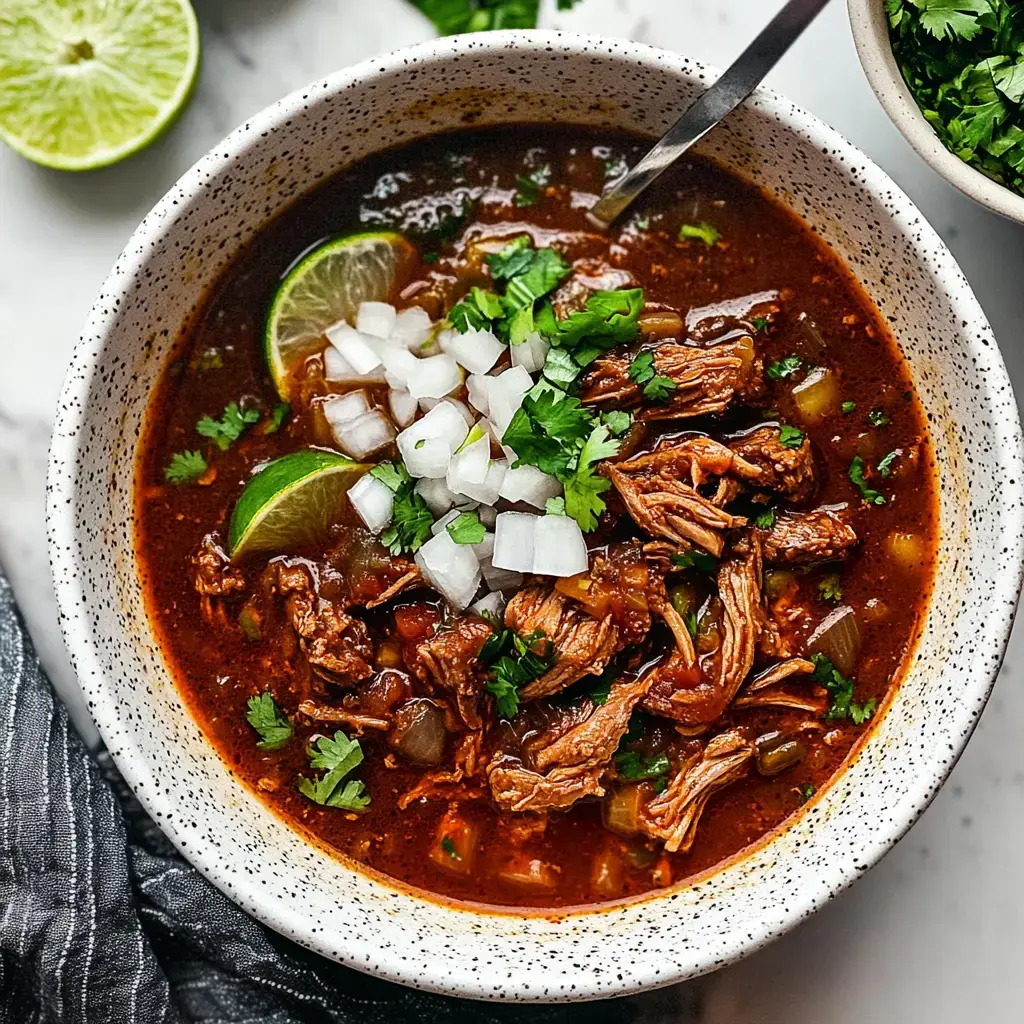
[643,375,677,401]
[562,423,619,532]
[614,749,671,783]
[546,288,644,353]
[810,652,876,724]
[602,410,633,436]
[778,424,806,449]
[543,347,582,387]
[409,0,543,35]
[913,0,991,41]
[755,507,777,530]
[486,236,534,280]
[671,550,717,572]
[245,692,293,751]
[447,510,487,545]
[877,450,899,478]
[849,455,886,505]
[628,350,656,384]
[545,496,566,516]
[482,628,553,719]
[869,408,890,427]
[441,834,460,859]
[751,315,770,333]
[679,221,721,246]
[297,730,371,810]
[449,286,504,333]
[514,165,550,207]
[767,355,803,380]
[165,450,208,485]
[818,573,843,603]
[264,402,291,435]
[196,402,260,451]
[373,461,434,553]
[841,400,856,414]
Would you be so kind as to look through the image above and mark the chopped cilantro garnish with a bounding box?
[679,221,721,246]
[800,784,816,804]
[441,835,460,859]
[627,350,676,401]
[849,455,886,505]
[372,462,434,554]
[447,510,486,545]
[297,730,370,810]
[886,0,1024,199]
[542,347,582,387]
[563,424,617,531]
[195,347,223,371]
[165,450,208,485]
[545,496,566,516]
[602,409,633,436]
[589,668,615,706]
[539,288,644,357]
[671,549,717,573]
[408,0,568,35]
[841,400,856,414]
[514,165,550,207]
[751,315,770,333]
[767,355,803,380]
[449,286,505,333]
[196,401,260,451]
[264,402,291,435]
[755,507,777,530]
[868,408,890,427]
[818,573,843,603]
[614,749,671,784]
[246,692,293,751]
[482,628,553,719]
[877,450,899,478]
[811,653,876,724]
[778,424,806,449]
[632,213,651,231]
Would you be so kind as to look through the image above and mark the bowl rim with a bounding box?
[47,29,1024,1001]
[847,0,1024,223]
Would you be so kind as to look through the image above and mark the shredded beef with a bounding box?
[760,507,858,565]
[733,657,825,713]
[504,583,619,700]
[190,535,245,622]
[728,426,817,503]
[580,337,763,419]
[639,730,754,852]
[410,616,493,730]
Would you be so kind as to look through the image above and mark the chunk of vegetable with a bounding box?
[591,846,625,898]
[480,558,524,593]
[356,301,398,339]
[792,366,839,424]
[347,473,394,534]
[439,327,505,375]
[602,784,648,837]
[380,345,420,390]
[326,321,384,375]
[886,531,926,571]
[397,400,469,474]
[389,699,446,765]
[334,409,396,459]
[499,464,563,509]
[487,365,533,434]
[533,514,589,577]
[407,353,462,400]
[472,590,505,622]
[492,511,537,572]
[414,530,481,609]
[388,388,418,428]
[415,476,458,517]
[322,390,371,432]
[510,332,549,373]
[806,605,861,677]
[754,732,807,776]
[453,459,506,506]
[390,306,433,349]
[324,344,387,385]
[447,430,491,495]
[466,374,490,415]
[496,854,559,891]
[429,812,480,876]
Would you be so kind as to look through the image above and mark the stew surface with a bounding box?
[137,127,937,909]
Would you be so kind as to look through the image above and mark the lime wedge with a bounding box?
[228,450,368,560]
[265,232,417,399]
[0,0,200,171]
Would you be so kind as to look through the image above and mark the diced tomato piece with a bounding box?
[394,603,440,642]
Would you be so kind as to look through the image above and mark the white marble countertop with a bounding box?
[1,0,1022,1019]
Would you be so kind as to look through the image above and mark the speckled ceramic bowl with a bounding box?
[47,32,1024,1002]
[848,0,1024,223]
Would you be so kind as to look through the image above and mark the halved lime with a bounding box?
[265,232,417,399]
[228,450,368,560]
[0,0,200,171]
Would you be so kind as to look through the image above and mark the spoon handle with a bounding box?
[588,0,832,228]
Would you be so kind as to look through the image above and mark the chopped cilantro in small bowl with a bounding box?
[850,0,1024,222]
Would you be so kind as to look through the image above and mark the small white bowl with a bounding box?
[47,30,1024,1002]
[849,0,1024,222]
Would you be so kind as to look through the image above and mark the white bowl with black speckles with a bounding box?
[848,0,1024,223]
[47,32,1024,1002]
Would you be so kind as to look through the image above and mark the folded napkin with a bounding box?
[0,571,671,1022]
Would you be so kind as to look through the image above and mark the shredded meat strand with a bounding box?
[411,616,493,730]
[760,507,858,565]
[365,567,427,608]
[728,426,817,503]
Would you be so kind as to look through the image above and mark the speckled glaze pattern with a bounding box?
[47,32,1024,1002]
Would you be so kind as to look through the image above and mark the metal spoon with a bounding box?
[588,0,832,229]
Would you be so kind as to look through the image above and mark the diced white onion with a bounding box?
[493,511,537,572]
[430,508,462,536]
[439,327,506,375]
[415,531,481,610]
[466,374,490,415]
[335,409,396,459]
[326,322,383,375]
[322,390,371,435]
[473,532,495,561]
[453,459,506,505]
[499,464,563,509]
[419,397,440,412]
[407,353,462,400]
[324,345,386,384]
[445,398,476,428]
[447,432,491,495]
[348,473,394,534]
[478,505,497,528]
[388,388,418,428]
[533,514,589,577]
[472,590,506,622]
[487,365,534,435]
[356,301,398,339]
[510,332,549,373]
[397,401,469,470]
[415,477,459,517]
[390,306,434,350]
[403,437,451,479]
[380,346,421,390]
[481,559,525,593]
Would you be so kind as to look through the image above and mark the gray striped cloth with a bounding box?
[0,571,676,1023]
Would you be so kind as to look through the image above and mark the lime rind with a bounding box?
[0,0,201,171]
[264,232,416,400]
[228,449,367,560]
